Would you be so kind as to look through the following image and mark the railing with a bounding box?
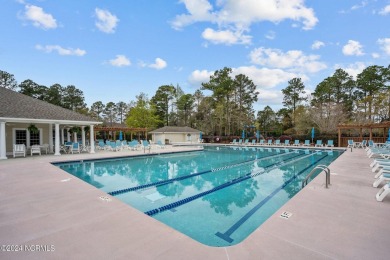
[302,165,330,189]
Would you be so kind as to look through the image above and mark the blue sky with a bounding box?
[1,0,389,111]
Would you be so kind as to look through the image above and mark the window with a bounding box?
[15,130,27,146]
[30,131,40,146]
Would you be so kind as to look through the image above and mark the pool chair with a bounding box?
[347,140,355,148]
[127,140,138,151]
[292,140,300,146]
[107,141,120,152]
[266,139,273,146]
[142,140,151,152]
[230,139,237,145]
[376,182,390,202]
[370,159,390,174]
[251,139,256,145]
[284,140,290,146]
[357,140,367,149]
[315,140,323,147]
[303,140,310,146]
[244,139,249,145]
[13,144,26,158]
[238,139,243,145]
[156,140,166,149]
[373,169,390,188]
[326,140,334,147]
[70,142,80,154]
[30,145,41,156]
[274,139,281,146]
[259,139,265,145]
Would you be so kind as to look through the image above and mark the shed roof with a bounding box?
[149,126,200,133]
[0,87,100,124]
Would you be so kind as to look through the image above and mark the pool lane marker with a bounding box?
[143,151,316,217]
[214,153,328,243]
[107,150,295,196]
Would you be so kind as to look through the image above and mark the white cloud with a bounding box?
[265,31,276,40]
[35,45,86,56]
[372,52,380,58]
[342,40,364,56]
[201,28,251,45]
[249,47,327,73]
[377,38,390,55]
[188,69,213,86]
[379,5,390,15]
[311,40,325,50]
[351,1,368,10]
[23,5,57,30]
[334,62,366,79]
[95,8,119,33]
[172,0,318,45]
[149,58,167,70]
[109,55,131,67]
[188,66,302,89]
[256,88,283,108]
[233,66,303,88]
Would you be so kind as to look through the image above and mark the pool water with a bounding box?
[55,146,343,247]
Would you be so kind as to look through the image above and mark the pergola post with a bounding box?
[338,128,341,148]
[49,123,53,153]
[54,123,61,156]
[89,124,95,154]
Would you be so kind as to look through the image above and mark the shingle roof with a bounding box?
[0,87,100,123]
[149,126,200,133]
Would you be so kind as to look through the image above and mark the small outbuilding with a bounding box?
[149,126,201,144]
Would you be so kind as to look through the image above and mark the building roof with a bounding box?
[149,126,200,133]
[0,87,100,124]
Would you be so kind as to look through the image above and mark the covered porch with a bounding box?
[0,119,100,159]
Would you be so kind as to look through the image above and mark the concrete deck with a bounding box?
[0,146,389,259]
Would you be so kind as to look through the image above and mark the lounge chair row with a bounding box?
[230,139,334,147]
[367,141,390,202]
[96,140,166,152]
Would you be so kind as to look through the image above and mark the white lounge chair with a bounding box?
[13,144,26,158]
[373,169,390,188]
[326,140,334,147]
[315,140,323,147]
[303,140,310,146]
[156,140,166,148]
[30,145,41,156]
[376,182,390,202]
[292,140,300,146]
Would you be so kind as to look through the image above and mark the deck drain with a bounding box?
[280,211,293,219]
[99,196,112,202]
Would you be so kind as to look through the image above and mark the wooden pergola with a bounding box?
[337,121,390,147]
[94,126,149,141]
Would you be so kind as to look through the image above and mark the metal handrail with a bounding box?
[302,165,330,188]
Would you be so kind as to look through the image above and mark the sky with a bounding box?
[1,0,390,112]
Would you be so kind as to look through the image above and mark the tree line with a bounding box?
[1,64,389,138]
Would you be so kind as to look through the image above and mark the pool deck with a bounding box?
[0,145,389,259]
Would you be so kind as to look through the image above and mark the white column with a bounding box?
[54,123,61,156]
[73,132,77,143]
[81,126,86,146]
[67,129,71,142]
[0,121,7,159]
[49,123,53,153]
[89,124,95,153]
[61,128,64,144]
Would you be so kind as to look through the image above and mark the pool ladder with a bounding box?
[302,165,330,189]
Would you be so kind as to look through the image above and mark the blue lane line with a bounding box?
[108,150,293,196]
[143,152,306,216]
[214,154,328,243]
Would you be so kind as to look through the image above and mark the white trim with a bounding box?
[0,117,101,125]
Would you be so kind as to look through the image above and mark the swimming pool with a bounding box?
[55,146,343,247]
